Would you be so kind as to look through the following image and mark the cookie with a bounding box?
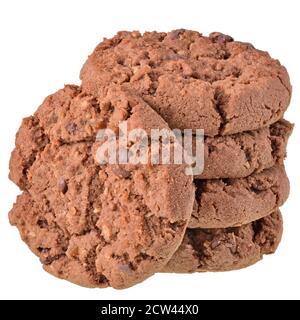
[80,30,291,136]
[190,165,289,228]
[9,85,194,289]
[163,210,283,273]
[199,119,292,179]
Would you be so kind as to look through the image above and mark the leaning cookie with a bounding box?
[9,85,194,289]
[162,210,283,273]
[199,119,293,179]
[190,165,289,229]
[81,30,291,136]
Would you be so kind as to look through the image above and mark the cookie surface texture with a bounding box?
[190,165,289,228]
[163,210,283,273]
[81,30,291,136]
[9,85,194,289]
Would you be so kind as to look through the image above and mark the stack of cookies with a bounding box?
[9,30,293,289]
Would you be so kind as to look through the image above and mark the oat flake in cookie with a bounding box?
[81,30,291,136]
[9,85,194,289]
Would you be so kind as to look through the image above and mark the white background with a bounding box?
[0,0,299,300]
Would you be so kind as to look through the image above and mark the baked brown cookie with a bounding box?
[190,165,289,228]
[163,210,283,273]
[81,30,291,136]
[9,85,194,289]
[198,119,292,179]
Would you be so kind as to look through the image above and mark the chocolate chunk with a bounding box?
[66,123,77,134]
[42,254,64,265]
[210,32,234,43]
[37,218,48,228]
[111,166,131,178]
[58,177,68,194]
[169,28,187,39]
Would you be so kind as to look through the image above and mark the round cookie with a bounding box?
[80,30,291,136]
[163,210,283,273]
[190,165,289,229]
[9,85,194,289]
[199,119,292,179]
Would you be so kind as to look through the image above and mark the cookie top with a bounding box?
[81,30,291,136]
[163,210,283,273]
[9,85,194,288]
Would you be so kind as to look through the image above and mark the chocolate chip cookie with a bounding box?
[8,29,293,288]
[81,30,291,136]
[198,119,292,179]
[190,165,289,228]
[163,210,283,273]
[9,85,194,289]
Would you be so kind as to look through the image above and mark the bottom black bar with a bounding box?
[0,300,275,318]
